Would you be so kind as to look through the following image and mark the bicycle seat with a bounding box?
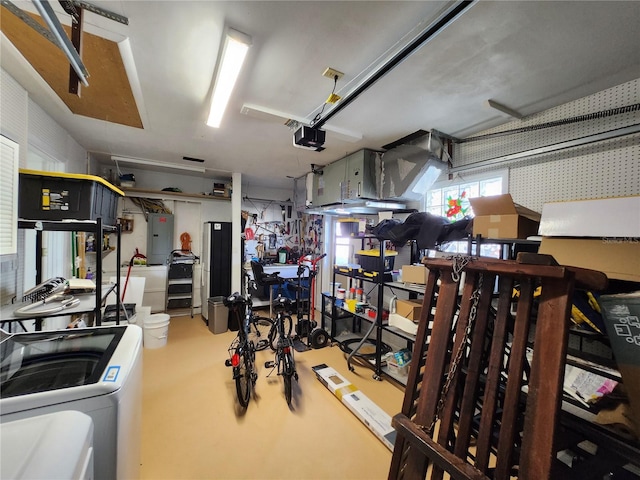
[223,292,246,309]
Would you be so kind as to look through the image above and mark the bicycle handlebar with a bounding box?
[298,252,327,267]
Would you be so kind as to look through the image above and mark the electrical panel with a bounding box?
[147,213,174,265]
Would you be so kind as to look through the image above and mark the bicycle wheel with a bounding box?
[281,352,292,406]
[248,316,274,351]
[269,315,294,351]
[280,349,295,405]
[234,349,251,408]
[284,373,292,406]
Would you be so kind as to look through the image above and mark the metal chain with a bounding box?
[449,254,470,282]
[422,256,483,434]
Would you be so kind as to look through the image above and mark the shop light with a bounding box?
[111,156,206,173]
[206,28,252,128]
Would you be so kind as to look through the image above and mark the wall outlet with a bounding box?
[322,67,344,80]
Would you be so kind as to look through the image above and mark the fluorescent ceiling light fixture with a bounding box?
[111,156,206,173]
[207,28,252,128]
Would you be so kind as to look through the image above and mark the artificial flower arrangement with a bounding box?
[446,191,470,220]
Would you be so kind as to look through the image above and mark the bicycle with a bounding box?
[243,278,275,352]
[223,289,273,408]
[265,294,298,406]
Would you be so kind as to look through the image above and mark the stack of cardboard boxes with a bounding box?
[538,196,640,283]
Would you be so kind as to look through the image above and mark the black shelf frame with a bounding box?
[18,218,122,329]
[326,236,419,381]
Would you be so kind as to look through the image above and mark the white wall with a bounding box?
[102,194,231,262]
[0,68,89,329]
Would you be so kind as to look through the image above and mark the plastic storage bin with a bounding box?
[18,169,124,227]
[355,249,398,272]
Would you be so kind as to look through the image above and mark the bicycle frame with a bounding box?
[224,293,258,409]
[266,295,298,405]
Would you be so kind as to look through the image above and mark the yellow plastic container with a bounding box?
[345,299,358,313]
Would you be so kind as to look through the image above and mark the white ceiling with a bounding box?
[2,1,640,189]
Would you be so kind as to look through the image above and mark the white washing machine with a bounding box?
[1,410,94,479]
[0,325,143,480]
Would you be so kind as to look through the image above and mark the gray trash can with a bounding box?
[208,296,228,334]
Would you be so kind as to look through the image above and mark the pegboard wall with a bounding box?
[452,78,640,211]
[509,137,639,212]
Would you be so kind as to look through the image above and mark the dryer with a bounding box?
[0,325,143,480]
[1,410,94,479]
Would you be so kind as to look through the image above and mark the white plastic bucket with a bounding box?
[132,306,151,326]
[143,313,170,349]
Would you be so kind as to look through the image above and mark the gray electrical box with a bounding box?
[147,213,174,264]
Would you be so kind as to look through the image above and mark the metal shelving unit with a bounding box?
[323,236,419,382]
[4,218,122,330]
[166,250,196,318]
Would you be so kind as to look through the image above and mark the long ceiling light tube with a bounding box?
[207,28,252,128]
[111,155,206,173]
[31,0,89,86]
[312,0,476,130]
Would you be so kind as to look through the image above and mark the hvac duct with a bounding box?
[380,133,449,200]
[301,133,448,215]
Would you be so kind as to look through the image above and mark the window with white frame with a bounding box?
[335,236,351,265]
[426,170,508,218]
[425,170,509,255]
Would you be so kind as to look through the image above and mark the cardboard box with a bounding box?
[539,237,640,282]
[388,313,418,335]
[396,298,422,321]
[401,264,427,284]
[539,196,640,238]
[469,194,541,239]
[312,364,396,450]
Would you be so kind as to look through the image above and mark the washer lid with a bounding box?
[0,326,127,399]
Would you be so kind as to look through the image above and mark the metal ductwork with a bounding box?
[296,132,448,216]
[380,132,449,201]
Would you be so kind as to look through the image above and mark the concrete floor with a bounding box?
[139,313,405,479]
